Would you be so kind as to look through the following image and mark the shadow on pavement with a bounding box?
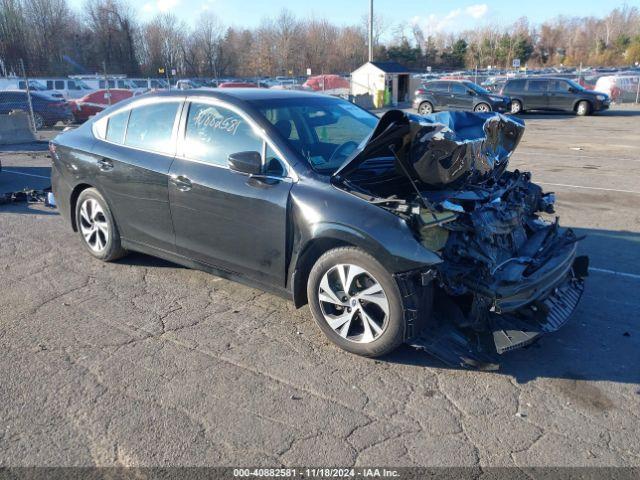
[383,226,640,385]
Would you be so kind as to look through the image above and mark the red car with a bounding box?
[69,89,134,123]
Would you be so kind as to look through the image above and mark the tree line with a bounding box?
[0,0,639,79]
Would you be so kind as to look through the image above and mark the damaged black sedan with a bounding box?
[50,90,587,366]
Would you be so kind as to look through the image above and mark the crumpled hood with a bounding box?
[333,110,525,189]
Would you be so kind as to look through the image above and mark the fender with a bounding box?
[288,216,442,308]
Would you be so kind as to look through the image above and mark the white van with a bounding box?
[69,75,147,94]
[129,78,170,91]
[38,78,94,99]
[0,78,65,99]
[594,75,640,102]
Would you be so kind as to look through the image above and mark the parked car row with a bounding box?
[413,77,610,116]
[0,90,73,128]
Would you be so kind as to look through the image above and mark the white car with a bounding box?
[594,75,640,102]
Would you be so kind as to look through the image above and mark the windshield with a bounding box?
[465,82,492,95]
[565,79,585,90]
[253,96,378,174]
[75,79,92,89]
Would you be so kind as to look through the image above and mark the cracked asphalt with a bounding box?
[0,107,639,469]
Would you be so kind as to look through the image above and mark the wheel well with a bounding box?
[291,238,353,308]
[69,183,94,231]
[419,100,433,110]
[575,99,592,112]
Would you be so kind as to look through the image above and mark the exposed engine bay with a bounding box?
[332,110,589,368]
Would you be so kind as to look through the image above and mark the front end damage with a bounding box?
[333,110,588,368]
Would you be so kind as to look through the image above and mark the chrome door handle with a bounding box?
[97,158,113,172]
[170,175,192,192]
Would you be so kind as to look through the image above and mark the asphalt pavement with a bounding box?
[0,106,638,469]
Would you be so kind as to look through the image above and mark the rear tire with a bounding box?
[307,247,405,358]
[510,100,523,114]
[418,101,433,115]
[75,188,127,262]
[33,113,44,130]
[576,100,591,116]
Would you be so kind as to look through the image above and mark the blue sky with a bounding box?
[68,0,634,36]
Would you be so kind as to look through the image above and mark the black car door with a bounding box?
[546,79,575,111]
[168,99,293,286]
[524,79,549,110]
[448,82,473,110]
[90,98,182,252]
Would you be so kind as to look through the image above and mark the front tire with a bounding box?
[510,100,523,114]
[75,188,127,262]
[307,247,405,357]
[576,100,591,116]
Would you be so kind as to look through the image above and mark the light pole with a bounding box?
[368,0,374,62]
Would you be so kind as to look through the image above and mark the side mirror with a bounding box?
[228,151,262,175]
[567,87,576,93]
[467,90,475,95]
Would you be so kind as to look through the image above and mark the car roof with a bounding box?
[506,76,570,82]
[141,88,336,106]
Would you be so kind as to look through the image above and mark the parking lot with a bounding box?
[0,107,639,469]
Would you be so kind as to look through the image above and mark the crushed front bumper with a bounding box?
[409,255,588,369]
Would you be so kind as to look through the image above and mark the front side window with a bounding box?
[55,80,65,89]
[450,83,467,94]
[254,96,378,174]
[124,101,179,155]
[183,102,262,167]
[548,80,570,92]
[106,109,129,143]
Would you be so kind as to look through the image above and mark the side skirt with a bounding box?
[120,238,293,302]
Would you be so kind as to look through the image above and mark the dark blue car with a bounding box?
[0,90,73,129]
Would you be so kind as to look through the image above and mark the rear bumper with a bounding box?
[51,161,73,228]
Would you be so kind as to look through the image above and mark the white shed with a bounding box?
[350,61,411,108]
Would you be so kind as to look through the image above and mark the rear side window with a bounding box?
[124,102,179,155]
[527,80,548,92]
[503,79,525,93]
[183,102,262,167]
[106,110,129,143]
[426,81,447,92]
[55,80,65,89]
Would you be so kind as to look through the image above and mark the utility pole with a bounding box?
[368,0,374,62]
[20,59,36,132]
[102,61,111,106]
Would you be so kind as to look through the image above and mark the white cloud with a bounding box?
[411,4,489,34]
[141,0,179,15]
[465,4,488,19]
[156,0,178,12]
